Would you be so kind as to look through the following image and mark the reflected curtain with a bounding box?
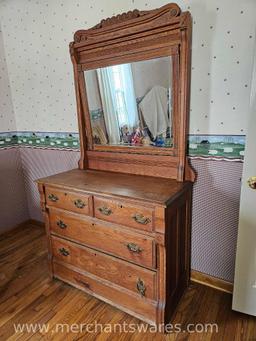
[97,68,120,145]
[117,64,138,130]
[97,64,139,144]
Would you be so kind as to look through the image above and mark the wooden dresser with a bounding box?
[37,3,195,327]
[38,169,192,325]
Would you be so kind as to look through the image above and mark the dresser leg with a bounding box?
[38,183,54,280]
[156,244,166,327]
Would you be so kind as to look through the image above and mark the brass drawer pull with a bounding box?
[126,243,142,253]
[48,194,59,202]
[57,220,67,229]
[132,213,151,225]
[74,199,86,209]
[137,278,146,296]
[59,247,69,257]
[98,206,112,216]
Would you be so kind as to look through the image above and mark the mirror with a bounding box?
[84,56,173,148]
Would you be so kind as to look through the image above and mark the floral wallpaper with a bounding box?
[0,26,16,132]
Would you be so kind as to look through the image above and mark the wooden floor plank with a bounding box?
[0,223,256,340]
[0,224,44,254]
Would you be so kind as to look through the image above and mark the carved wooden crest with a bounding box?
[74,3,181,43]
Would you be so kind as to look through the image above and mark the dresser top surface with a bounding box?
[37,169,191,205]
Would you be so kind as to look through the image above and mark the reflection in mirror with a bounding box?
[85,56,173,148]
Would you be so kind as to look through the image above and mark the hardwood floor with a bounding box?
[0,222,256,340]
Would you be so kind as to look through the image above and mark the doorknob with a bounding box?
[247,176,256,189]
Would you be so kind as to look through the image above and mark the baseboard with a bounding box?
[191,270,233,294]
[27,219,45,227]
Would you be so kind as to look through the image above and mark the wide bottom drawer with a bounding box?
[53,262,157,325]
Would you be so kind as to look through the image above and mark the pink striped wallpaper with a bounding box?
[0,148,29,233]
[191,159,242,282]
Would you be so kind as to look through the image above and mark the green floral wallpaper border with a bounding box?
[0,132,79,150]
[188,134,245,160]
[0,131,245,160]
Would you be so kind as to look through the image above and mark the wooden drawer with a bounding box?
[52,236,156,299]
[45,187,91,215]
[94,197,154,232]
[53,262,157,324]
[49,209,156,269]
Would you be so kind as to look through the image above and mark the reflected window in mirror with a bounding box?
[85,56,173,148]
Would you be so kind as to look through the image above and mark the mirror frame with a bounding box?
[70,3,195,181]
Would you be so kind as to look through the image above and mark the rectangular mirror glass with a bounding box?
[84,56,173,148]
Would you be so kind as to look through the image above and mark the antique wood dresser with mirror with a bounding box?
[37,3,195,326]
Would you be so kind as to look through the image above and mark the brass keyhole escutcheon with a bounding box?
[247,176,256,190]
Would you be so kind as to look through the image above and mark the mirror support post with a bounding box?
[70,43,88,169]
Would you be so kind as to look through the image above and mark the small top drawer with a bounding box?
[94,197,154,232]
[45,187,91,215]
